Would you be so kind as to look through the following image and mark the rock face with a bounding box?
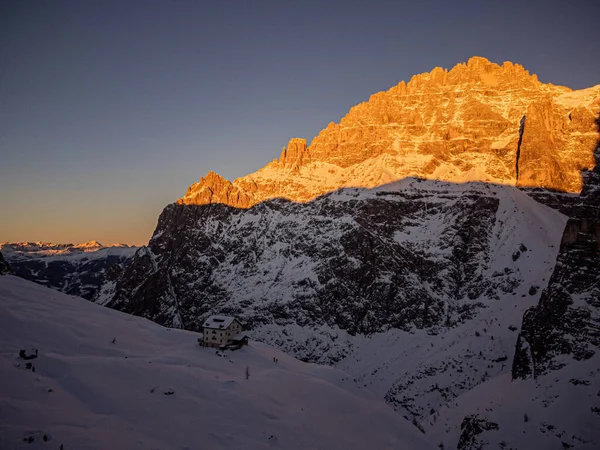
[457,415,499,450]
[0,242,137,302]
[420,119,600,450]
[110,177,577,449]
[513,117,600,379]
[179,57,600,209]
[279,138,309,170]
[0,252,14,275]
[182,171,254,208]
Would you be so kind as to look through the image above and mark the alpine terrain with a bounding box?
[5,57,599,449]
[102,57,600,448]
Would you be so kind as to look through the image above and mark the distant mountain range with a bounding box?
[0,241,137,302]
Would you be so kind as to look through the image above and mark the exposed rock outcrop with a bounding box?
[513,115,600,379]
[279,138,309,170]
[179,171,253,208]
[0,252,14,275]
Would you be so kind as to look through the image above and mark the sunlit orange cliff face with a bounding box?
[178,56,600,208]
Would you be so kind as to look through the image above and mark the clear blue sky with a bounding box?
[1,0,599,245]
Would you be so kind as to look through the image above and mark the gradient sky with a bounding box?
[1,0,599,246]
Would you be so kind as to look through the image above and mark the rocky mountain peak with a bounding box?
[465,56,538,85]
[179,170,253,208]
[279,138,309,170]
[178,57,599,209]
[399,57,539,92]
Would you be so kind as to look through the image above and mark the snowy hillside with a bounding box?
[0,275,433,450]
[3,55,596,450]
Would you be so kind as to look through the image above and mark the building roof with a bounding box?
[203,315,237,329]
[231,332,249,341]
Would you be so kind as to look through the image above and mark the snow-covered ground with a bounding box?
[0,275,433,450]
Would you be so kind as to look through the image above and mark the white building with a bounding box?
[202,315,245,348]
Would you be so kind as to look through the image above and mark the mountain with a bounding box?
[0,241,137,302]
[102,57,600,449]
[12,57,597,448]
[179,56,599,209]
[110,56,600,334]
[0,275,433,450]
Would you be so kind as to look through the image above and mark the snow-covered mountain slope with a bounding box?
[111,179,565,337]
[179,57,600,209]
[243,180,571,431]
[513,147,600,381]
[8,56,596,449]
[425,359,600,450]
[0,275,433,450]
[0,242,137,302]
[423,122,600,450]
